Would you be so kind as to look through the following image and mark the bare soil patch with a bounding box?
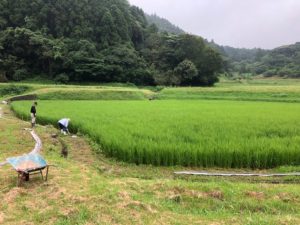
[245,191,265,200]
[4,187,26,203]
[0,212,4,224]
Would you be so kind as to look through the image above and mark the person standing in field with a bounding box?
[30,101,37,128]
[58,118,71,135]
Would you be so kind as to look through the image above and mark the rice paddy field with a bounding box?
[2,78,300,224]
[1,105,300,225]
[158,79,300,102]
[11,99,300,169]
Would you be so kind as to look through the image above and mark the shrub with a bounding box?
[0,85,30,97]
[54,73,69,84]
[12,69,28,81]
[0,72,8,82]
[277,68,294,77]
[263,69,277,77]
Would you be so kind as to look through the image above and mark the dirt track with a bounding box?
[0,105,42,167]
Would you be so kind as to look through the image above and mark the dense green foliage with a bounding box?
[0,0,223,86]
[0,84,30,97]
[212,43,300,78]
[145,14,185,35]
[12,100,300,168]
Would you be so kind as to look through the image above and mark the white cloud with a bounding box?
[128,0,300,49]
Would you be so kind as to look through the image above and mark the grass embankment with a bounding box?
[1,105,300,224]
[36,89,150,100]
[158,85,300,102]
[0,84,31,98]
[3,78,300,102]
[157,78,300,102]
[1,83,154,101]
[11,100,300,168]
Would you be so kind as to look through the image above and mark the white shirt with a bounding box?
[58,118,69,127]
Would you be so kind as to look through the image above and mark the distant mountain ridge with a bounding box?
[148,13,300,77]
[145,14,185,35]
[210,42,300,78]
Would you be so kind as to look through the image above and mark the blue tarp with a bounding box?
[6,154,47,172]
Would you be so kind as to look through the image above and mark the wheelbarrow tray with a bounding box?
[6,154,49,186]
[7,153,47,172]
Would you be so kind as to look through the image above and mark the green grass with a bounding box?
[0,84,31,98]
[157,78,300,102]
[3,78,300,102]
[158,85,300,102]
[37,90,148,100]
[11,100,300,168]
[2,100,300,225]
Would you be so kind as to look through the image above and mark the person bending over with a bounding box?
[58,118,71,135]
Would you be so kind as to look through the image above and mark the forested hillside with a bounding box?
[142,14,300,79]
[0,0,223,86]
[145,14,185,35]
[216,43,300,78]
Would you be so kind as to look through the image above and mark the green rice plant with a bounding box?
[158,85,300,102]
[11,100,300,168]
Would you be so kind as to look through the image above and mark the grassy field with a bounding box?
[0,84,153,101]
[2,78,300,224]
[158,86,300,102]
[158,78,300,102]
[2,78,300,102]
[1,105,300,225]
[11,99,300,168]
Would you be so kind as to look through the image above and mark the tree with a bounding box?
[99,9,117,47]
[154,34,223,86]
[110,5,129,41]
[0,0,225,85]
[174,59,198,85]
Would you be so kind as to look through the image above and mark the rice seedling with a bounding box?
[11,100,300,168]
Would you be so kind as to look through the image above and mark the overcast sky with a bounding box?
[128,0,300,49]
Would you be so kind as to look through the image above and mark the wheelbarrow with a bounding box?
[6,154,52,186]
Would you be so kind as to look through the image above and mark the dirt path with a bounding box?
[0,107,100,224]
[0,106,8,167]
[28,130,42,154]
[0,105,42,167]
